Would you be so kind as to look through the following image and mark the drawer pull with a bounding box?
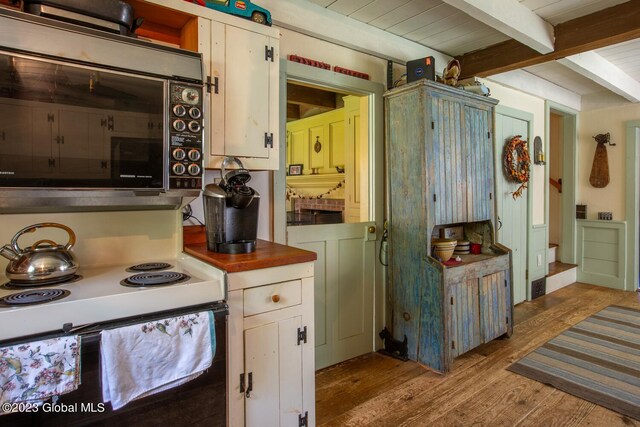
[272,294,281,303]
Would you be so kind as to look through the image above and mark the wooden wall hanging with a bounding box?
[589,132,614,188]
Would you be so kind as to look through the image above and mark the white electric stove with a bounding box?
[0,254,226,341]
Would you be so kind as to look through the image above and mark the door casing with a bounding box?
[274,60,385,366]
[496,105,532,303]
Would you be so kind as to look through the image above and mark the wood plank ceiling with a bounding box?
[306,0,640,102]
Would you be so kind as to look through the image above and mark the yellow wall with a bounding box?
[577,103,640,221]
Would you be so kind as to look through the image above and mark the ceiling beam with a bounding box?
[457,0,640,80]
[442,0,554,54]
[287,83,337,109]
[558,52,640,103]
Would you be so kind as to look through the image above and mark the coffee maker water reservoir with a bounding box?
[203,157,260,254]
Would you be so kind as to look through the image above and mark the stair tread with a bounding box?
[547,261,577,277]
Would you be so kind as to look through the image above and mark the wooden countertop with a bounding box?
[183,226,317,273]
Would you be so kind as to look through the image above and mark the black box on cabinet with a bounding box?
[407,56,435,83]
[531,277,546,300]
[576,205,587,219]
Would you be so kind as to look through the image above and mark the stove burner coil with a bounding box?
[121,272,190,287]
[1,289,70,306]
[1,275,83,290]
[126,262,173,272]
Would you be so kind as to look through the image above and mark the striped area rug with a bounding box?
[508,305,640,420]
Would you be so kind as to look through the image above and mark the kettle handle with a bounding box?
[12,223,76,254]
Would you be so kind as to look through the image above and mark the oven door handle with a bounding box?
[62,322,96,334]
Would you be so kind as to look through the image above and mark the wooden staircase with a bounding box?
[546,243,577,294]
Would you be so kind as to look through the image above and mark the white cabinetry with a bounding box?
[227,262,315,426]
[206,20,279,170]
[127,0,280,170]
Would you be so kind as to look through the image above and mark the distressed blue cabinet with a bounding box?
[385,80,513,373]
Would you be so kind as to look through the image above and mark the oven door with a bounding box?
[3,304,227,427]
[0,51,166,190]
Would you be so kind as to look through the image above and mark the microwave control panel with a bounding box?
[168,82,204,190]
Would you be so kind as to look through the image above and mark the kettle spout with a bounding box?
[0,244,18,261]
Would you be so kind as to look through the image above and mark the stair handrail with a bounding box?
[550,177,562,193]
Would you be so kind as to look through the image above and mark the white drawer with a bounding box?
[243,280,302,317]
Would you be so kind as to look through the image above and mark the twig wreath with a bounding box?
[503,135,530,200]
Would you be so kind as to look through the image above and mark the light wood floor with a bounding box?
[316,283,640,426]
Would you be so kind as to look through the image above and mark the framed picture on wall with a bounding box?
[288,164,303,175]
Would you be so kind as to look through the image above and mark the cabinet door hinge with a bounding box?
[299,411,309,427]
[265,45,274,62]
[506,316,509,324]
[101,119,107,128]
[107,115,114,131]
[433,194,437,202]
[451,340,455,350]
[525,270,528,280]
[504,279,507,288]
[239,373,245,393]
[297,326,307,345]
[206,76,219,94]
[265,132,274,148]
[489,192,492,200]
[431,121,434,130]
[450,296,454,305]
[47,113,55,122]
[488,131,491,139]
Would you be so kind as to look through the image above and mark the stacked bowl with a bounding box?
[432,238,457,262]
[454,240,470,255]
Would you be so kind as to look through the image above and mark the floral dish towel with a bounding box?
[101,310,215,410]
[0,336,81,409]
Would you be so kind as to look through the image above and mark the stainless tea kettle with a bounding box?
[0,223,78,284]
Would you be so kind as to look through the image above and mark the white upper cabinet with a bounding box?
[133,1,280,170]
[207,20,279,170]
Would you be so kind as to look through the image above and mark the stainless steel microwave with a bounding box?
[0,8,205,212]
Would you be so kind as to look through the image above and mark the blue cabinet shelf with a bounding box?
[385,80,513,373]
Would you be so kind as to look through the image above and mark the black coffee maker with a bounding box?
[203,157,260,254]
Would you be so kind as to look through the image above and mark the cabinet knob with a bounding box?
[403,312,411,321]
[368,226,376,234]
[271,295,280,303]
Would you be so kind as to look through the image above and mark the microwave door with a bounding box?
[110,136,164,189]
[0,51,165,189]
